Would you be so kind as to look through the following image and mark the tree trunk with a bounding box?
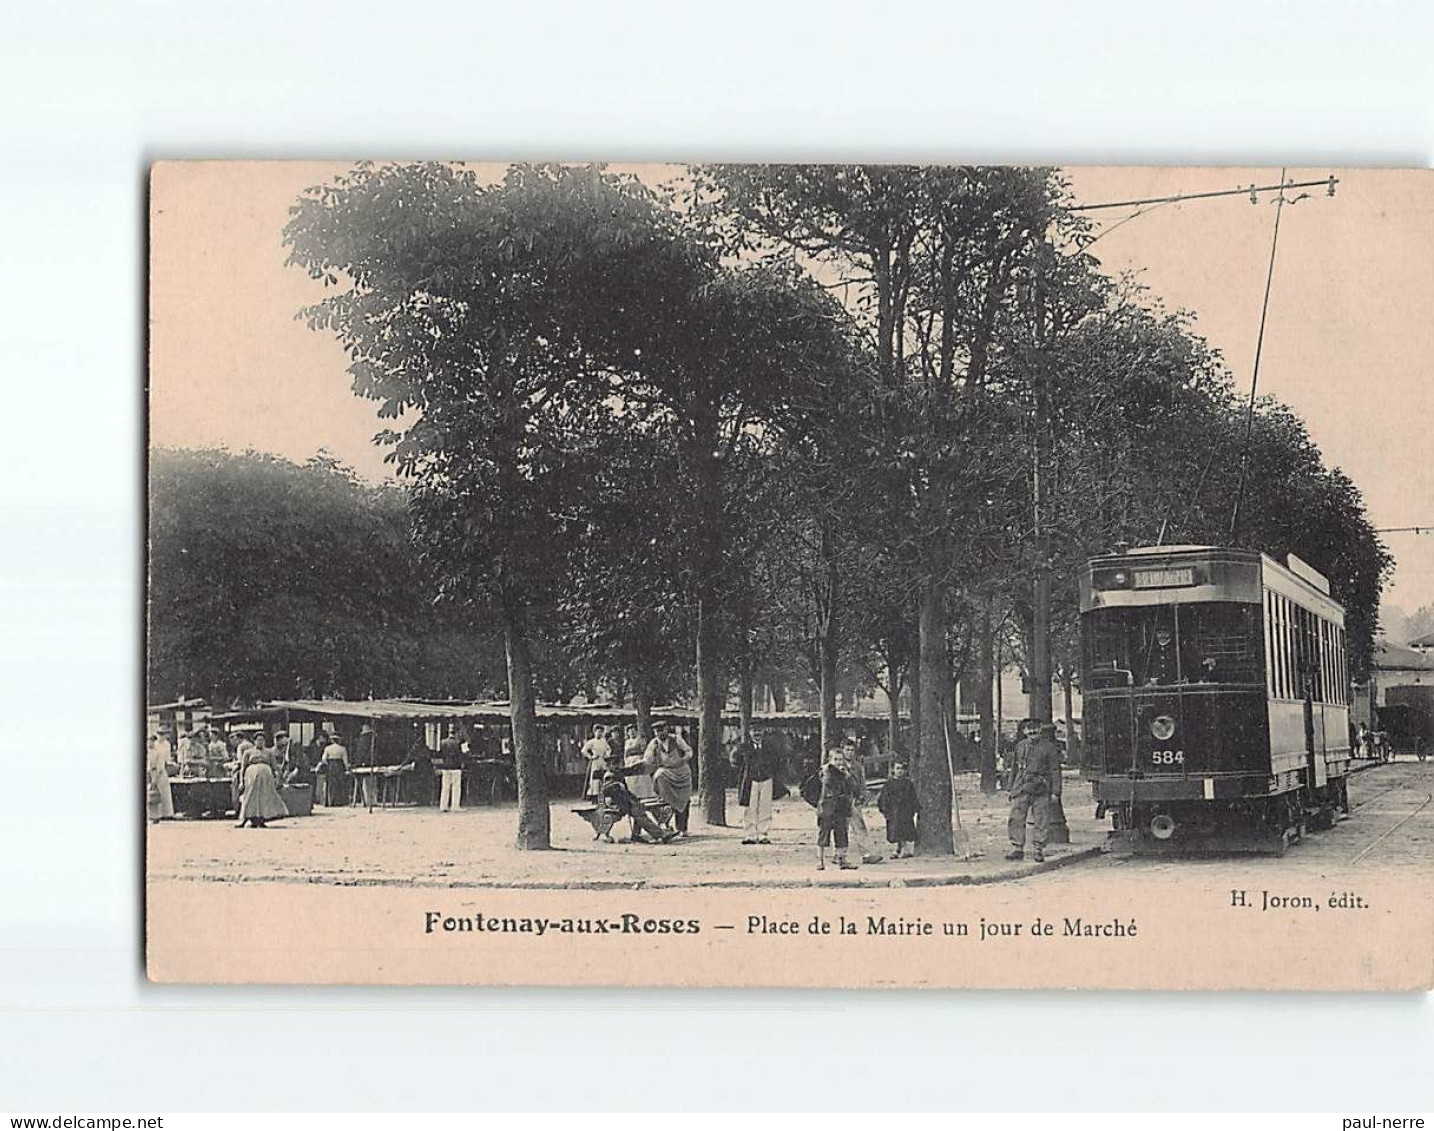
[692,411,727,827]
[978,601,998,793]
[739,667,754,744]
[915,577,953,855]
[770,678,787,713]
[994,634,1004,753]
[815,521,840,759]
[634,680,653,743]
[503,593,550,850]
[818,622,838,760]
[909,629,922,778]
[695,598,727,825]
[885,649,903,760]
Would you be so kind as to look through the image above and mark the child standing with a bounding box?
[877,760,919,858]
[815,750,857,871]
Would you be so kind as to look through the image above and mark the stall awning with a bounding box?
[259,698,900,726]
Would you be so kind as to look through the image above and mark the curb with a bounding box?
[152,843,1109,892]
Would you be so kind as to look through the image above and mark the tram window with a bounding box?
[1320,620,1329,702]
[1086,604,1266,686]
[1339,627,1347,703]
[1177,603,1262,684]
[1335,624,1344,704]
[1332,627,1339,703]
[1274,596,1287,698]
[1296,607,1305,696]
[1144,609,1183,685]
[1272,593,1285,697]
[1289,601,1301,698]
[1313,613,1325,702]
[1297,609,1310,699]
[1267,590,1279,696]
[1320,621,1330,703]
[1315,619,1324,701]
[1272,595,1283,698]
[1279,596,1290,698]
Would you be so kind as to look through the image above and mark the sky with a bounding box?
[149,162,1434,617]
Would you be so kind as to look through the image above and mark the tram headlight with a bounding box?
[1150,715,1176,742]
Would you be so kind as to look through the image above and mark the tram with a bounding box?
[1080,545,1352,852]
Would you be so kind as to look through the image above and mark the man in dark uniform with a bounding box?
[600,766,677,844]
[1005,722,1061,862]
[738,735,777,845]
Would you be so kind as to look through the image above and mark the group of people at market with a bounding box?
[147,726,309,828]
[149,713,1061,868]
[578,721,923,868]
[581,721,695,844]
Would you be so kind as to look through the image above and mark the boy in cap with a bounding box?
[816,750,857,870]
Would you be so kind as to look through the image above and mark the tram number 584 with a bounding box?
[1151,750,1185,765]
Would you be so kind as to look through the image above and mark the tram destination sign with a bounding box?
[1133,567,1195,589]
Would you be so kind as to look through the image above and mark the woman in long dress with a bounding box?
[147,734,175,823]
[236,735,288,828]
[581,725,612,799]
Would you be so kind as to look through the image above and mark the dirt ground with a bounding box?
[147,761,1432,892]
[146,770,1107,889]
[145,761,1433,988]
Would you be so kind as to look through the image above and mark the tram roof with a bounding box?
[1081,544,1345,621]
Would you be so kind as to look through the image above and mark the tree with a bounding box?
[147,447,500,705]
[284,162,703,849]
[621,259,864,824]
[555,410,695,733]
[705,164,1069,852]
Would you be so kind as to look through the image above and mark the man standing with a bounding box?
[738,735,776,845]
[815,750,857,871]
[622,724,654,800]
[281,733,313,788]
[1005,722,1061,862]
[645,721,693,837]
[437,728,464,812]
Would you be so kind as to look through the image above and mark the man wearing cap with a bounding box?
[645,721,693,837]
[1005,722,1061,863]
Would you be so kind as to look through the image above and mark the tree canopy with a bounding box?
[245,160,1398,853]
[147,447,501,706]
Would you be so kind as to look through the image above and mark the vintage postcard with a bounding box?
[145,161,1434,989]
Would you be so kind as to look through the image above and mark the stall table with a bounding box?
[169,776,234,819]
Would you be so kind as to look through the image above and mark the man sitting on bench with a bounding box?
[601,765,677,845]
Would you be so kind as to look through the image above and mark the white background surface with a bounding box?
[1,0,1431,1113]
